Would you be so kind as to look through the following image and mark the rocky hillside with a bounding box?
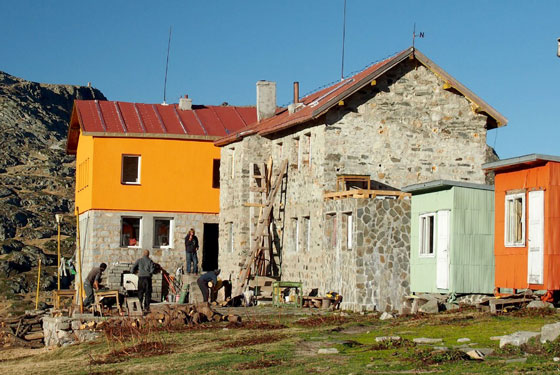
[0,71,105,314]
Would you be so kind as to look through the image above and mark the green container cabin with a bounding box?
[402,180,494,295]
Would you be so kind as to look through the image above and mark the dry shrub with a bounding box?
[234,359,282,370]
[226,320,286,330]
[295,315,349,327]
[222,334,285,349]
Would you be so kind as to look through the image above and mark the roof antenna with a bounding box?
[163,26,173,105]
[340,0,347,81]
[412,23,424,49]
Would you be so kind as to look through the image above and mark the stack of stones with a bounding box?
[102,262,164,302]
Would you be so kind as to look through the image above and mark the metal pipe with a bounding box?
[557,38,560,58]
[75,207,84,313]
[293,82,300,104]
[56,214,62,291]
[35,258,41,310]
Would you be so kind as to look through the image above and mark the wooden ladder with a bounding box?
[234,159,288,297]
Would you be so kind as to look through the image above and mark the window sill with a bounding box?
[153,246,173,250]
[419,254,436,258]
[505,243,526,248]
[121,182,141,185]
[120,246,141,249]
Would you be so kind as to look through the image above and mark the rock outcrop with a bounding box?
[0,71,105,311]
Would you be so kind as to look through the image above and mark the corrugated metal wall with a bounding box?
[451,187,495,294]
[410,189,453,293]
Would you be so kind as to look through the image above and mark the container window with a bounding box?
[505,193,525,247]
[419,213,435,256]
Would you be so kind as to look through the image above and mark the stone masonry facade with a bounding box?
[79,209,218,296]
[218,58,497,311]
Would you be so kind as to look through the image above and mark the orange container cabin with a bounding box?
[483,154,560,299]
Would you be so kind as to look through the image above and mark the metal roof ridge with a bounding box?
[132,103,147,133]
[152,104,167,133]
[114,102,127,133]
[402,179,494,193]
[172,105,188,134]
[192,109,208,135]
[94,100,108,132]
[208,106,229,135]
[483,154,560,170]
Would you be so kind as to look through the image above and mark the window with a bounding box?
[78,158,89,191]
[302,216,310,252]
[505,193,525,246]
[293,137,300,169]
[303,133,311,168]
[228,222,234,252]
[292,217,299,252]
[326,213,337,248]
[275,141,283,159]
[230,148,235,179]
[153,218,172,248]
[121,155,141,184]
[344,213,353,250]
[419,213,435,256]
[212,159,220,188]
[121,217,141,247]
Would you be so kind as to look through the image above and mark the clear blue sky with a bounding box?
[1,1,559,159]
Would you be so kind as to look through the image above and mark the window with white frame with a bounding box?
[121,155,141,184]
[153,218,172,248]
[505,192,525,246]
[230,148,235,179]
[419,213,435,256]
[293,137,300,169]
[121,217,141,247]
[302,216,310,252]
[341,212,354,250]
[292,217,299,252]
[228,222,234,252]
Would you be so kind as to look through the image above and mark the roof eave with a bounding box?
[483,153,560,172]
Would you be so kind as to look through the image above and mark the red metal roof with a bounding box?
[67,100,256,154]
[216,47,507,147]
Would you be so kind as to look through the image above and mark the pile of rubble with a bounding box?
[0,310,47,348]
[43,303,241,347]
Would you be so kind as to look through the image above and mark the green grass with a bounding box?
[1,308,559,374]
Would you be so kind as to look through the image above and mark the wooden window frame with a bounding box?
[505,192,526,247]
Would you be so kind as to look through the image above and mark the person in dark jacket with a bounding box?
[84,263,107,308]
[131,250,156,312]
[184,228,199,274]
[197,269,220,303]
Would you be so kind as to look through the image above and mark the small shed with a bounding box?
[483,154,560,297]
[403,180,495,295]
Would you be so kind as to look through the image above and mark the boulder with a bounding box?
[379,312,394,320]
[499,331,540,348]
[527,300,554,309]
[318,348,339,354]
[375,336,401,342]
[419,299,439,314]
[540,322,560,343]
[413,337,443,344]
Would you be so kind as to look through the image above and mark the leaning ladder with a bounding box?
[233,159,288,297]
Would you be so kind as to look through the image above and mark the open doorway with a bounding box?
[202,223,219,271]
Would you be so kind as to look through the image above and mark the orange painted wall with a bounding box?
[75,134,94,213]
[494,162,560,290]
[75,134,220,214]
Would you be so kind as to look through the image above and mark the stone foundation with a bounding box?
[79,209,218,277]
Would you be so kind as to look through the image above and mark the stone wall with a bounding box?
[79,209,218,279]
[322,196,411,312]
[218,57,496,310]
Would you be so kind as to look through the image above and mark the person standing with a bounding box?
[84,263,107,308]
[131,250,156,312]
[197,269,220,303]
[185,228,199,274]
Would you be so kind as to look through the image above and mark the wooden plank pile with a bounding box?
[0,310,47,348]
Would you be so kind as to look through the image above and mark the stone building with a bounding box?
[66,98,255,298]
[215,47,507,311]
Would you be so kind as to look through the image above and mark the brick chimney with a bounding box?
[179,95,192,110]
[256,81,276,122]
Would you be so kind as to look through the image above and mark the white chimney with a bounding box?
[256,81,276,122]
[179,95,192,110]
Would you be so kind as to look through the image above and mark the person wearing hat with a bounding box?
[197,269,220,303]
